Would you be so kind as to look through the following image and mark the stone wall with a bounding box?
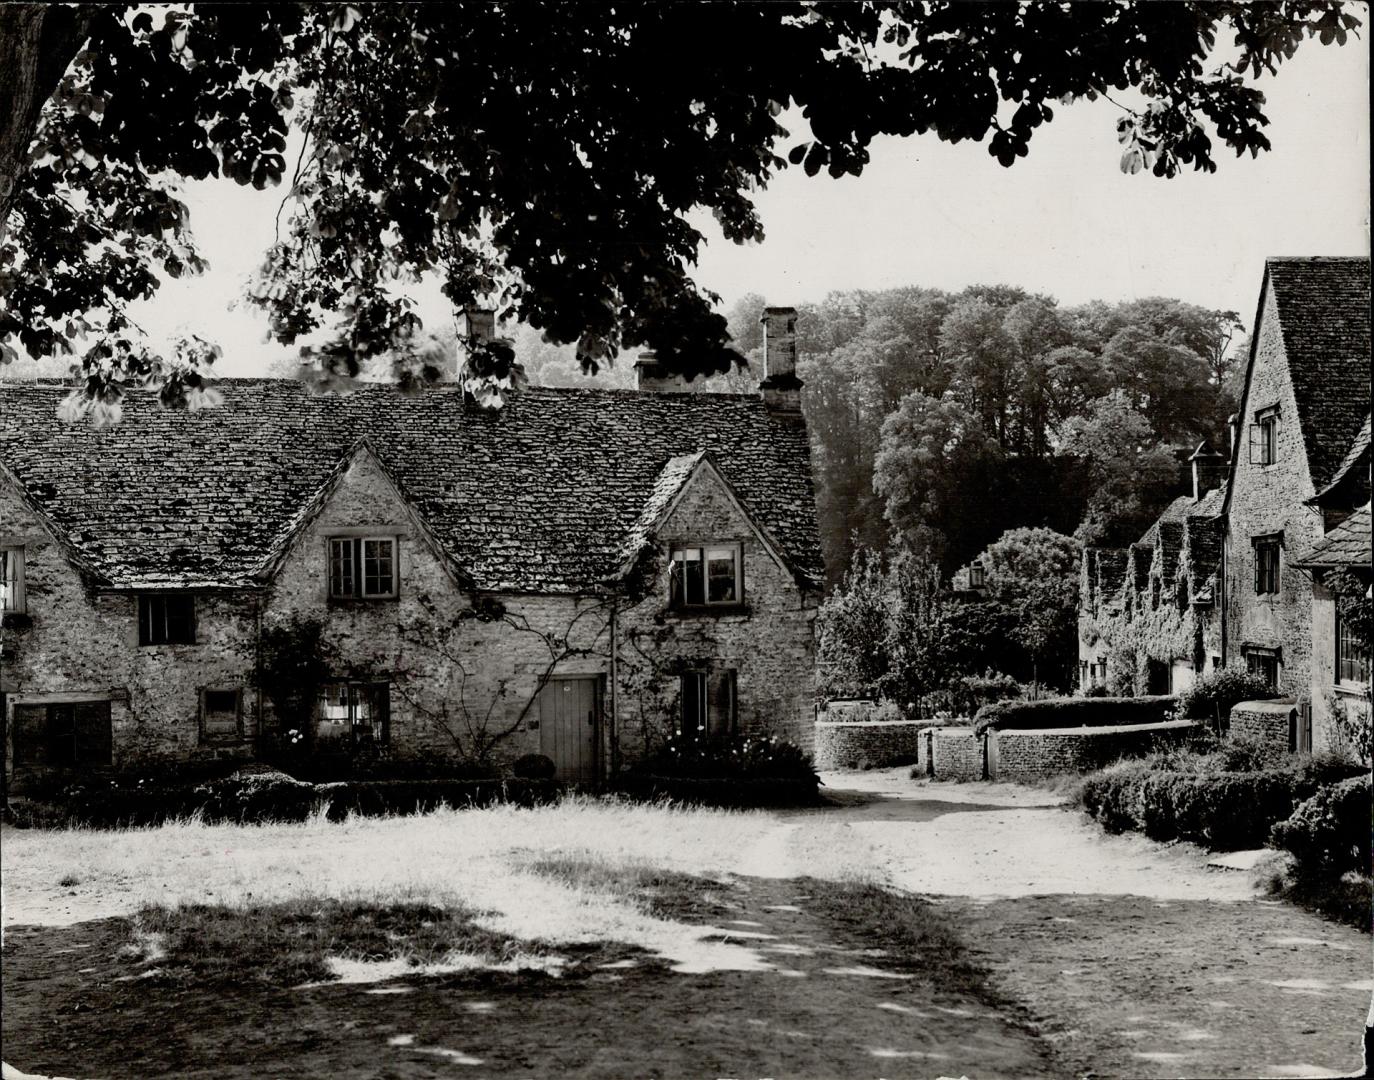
[1229,699,1298,761]
[930,726,984,781]
[4,445,819,784]
[1309,582,1372,759]
[1223,281,1318,695]
[812,720,924,771]
[988,720,1197,781]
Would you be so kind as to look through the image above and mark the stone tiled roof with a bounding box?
[1296,504,1372,569]
[1157,520,1184,579]
[1265,257,1371,487]
[1129,544,1153,593]
[1311,414,1370,506]
[0,381,824,593]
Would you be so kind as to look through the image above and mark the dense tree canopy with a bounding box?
[0,1,1360,412]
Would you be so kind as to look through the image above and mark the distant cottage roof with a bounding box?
[1296,504,1373,570]
[1263,257,1371,488]
[0,381,824,593]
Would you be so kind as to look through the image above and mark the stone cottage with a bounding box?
[0,308,824,788]
[1220,256,1369,698]
[1294,415,1371,756]
[1078,255,1370,725]
[1078,445,1226,696]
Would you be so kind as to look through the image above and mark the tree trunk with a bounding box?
[0,5,94,240]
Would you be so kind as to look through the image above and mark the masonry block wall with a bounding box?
[930,726,983,781]
[812,720,924,770]
[2,480,260,781]
[1228,700,1298,761]
[989,721,1197,781]
[5,445,818,785]
[1223,283,1319,696]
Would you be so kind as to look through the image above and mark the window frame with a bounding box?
[1336,607,1372,689]
[968,562,986,589]
[138,593,197,646]
[1244,647,1281,689]
[1249,406,1280,466]
[668,541,744,610]
[678,669,738,741]
[1253,536,1283,596]
[315,679,391,747]
[201,688,244,742]
[327,535,399,600]
[13,700,113,768]
[1,546,25,614]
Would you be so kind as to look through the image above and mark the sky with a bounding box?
[61,27,1374,378]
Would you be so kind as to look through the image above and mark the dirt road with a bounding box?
[788,770,1371,1078]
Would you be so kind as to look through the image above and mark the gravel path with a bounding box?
[793,769,1370,1078]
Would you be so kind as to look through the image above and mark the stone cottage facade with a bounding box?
[1078,452,1226,696]
[0,308,824,788]
[1078,256,1370,756]
[1295,416,1371,756]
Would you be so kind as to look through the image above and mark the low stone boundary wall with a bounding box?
[988,719,1198,781]
[929,726,984,781]
[813,720,925,771]
[1229,699,1298,760]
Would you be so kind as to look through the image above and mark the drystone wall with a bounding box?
[812,720,924,771]
[988,720,1198,781]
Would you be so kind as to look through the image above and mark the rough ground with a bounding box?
[3,769,1370,1078]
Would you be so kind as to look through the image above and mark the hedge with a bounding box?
[610,775,823,809]
[1270,774,1372,874]
[1078,759,1365,851]
[9,772,561,829]
[974,695,1177,737]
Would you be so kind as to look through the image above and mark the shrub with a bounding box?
[1083,683,1111,698]
[1176,669,1276,723]
[512,754,557,780]
[632,733,818,784]
[1270,774,1372,874]
[947,672,1023,716]
[973,695,1176,736]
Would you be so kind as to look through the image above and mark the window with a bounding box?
[679,670,737,740]
[669,544,742,608]
[202,689,242,740]
[316,681,390,747]
[1337,609,1371,687]
[138,594,195,645]
[1,546,24,613]
[1245,647,1280,689]
[12,701,112,768]
[1249,407,1279,466]
[1150,578,1161,611]
[968,562,986,589]
[328,537,397,599]
[1254,538,1282,595]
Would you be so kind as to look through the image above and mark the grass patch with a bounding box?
[1263,870,1372,932]
[131,898,536,987]
[521,853,733,921]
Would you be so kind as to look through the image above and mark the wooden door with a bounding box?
[538,678,599,783]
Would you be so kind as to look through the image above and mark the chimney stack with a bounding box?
[1190,439,1228,501]
[759,306,802,416]
[461,306,496,345]
[633,350,691,393]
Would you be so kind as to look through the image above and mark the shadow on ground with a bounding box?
[3,876,1057,1080]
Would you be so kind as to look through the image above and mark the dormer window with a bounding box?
[329,536,398,599]
[669,543,742,608]
[1,547,24,614]
[1249,406,1280,466]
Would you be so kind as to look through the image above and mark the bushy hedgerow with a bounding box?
[1176,669,1277,722]
[1077,749,1365,851]
[973,695,1176,736]
[1270,774,1372,874]
[9,770,559,829]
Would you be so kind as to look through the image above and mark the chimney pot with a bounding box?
[634,350,691,393]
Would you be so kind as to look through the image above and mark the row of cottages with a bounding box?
[1079,256,1371,756]
[0,308,825,789]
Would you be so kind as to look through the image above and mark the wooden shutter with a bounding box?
[74,702,112,765]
